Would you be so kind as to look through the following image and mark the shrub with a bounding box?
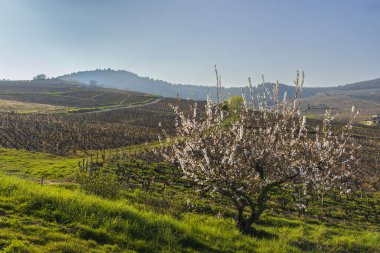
[76,170,123,199]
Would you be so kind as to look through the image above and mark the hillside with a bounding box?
[302,78,380,120]
[0,129,379,252]
[335,78,380,90]
[0,79,157,112]
[57,69,380,121]
[0,172,379,253]
[0,78,378,252]
[0,123,378,252]
[57,69,324,100]
[1,75,379,123]
[58,69,200,99]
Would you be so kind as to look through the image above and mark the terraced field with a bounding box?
[0,79,157,111]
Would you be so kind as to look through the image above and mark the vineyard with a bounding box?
[0,98,201,154]
[0,81,202,154]
[0,80,156,109]
[72,147,380,223]
[0,82,378,252]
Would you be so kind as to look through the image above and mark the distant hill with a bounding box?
[57,69,324,101]
[301,78,380,120]
[335,78,380,90]
[58,69,184,97]
[57,69,380,121]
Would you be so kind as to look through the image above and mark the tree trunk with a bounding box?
[231,174,299,235]
[234,199,263,235]
[236,217,256,235]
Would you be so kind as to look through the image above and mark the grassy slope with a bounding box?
[0,137,377,252]
[0,174,379,253]
[0,146,378,252]
[0,148,78,180]
[0,141,169,182]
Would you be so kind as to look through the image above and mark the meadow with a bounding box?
[0,173,379,253]
[0,141,378,252]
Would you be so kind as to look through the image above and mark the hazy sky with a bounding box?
[0,0,379,87]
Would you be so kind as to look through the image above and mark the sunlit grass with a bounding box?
[0,148,78,180]
[0,174,378,252]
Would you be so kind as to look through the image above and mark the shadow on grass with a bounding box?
[179,237,224,253]
[257,217,300,228]
[20,193,225,252]
[304,219,320,225]
[252,229,278,239]
[290,238,317,251]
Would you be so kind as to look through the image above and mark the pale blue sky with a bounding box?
[0,0,379,87]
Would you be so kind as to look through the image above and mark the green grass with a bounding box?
[0,144,378,252]
[0,174,379,253]
[0,148,78,180]
[0,142,167,182]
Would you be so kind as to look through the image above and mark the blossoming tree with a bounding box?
[163,72,360,235]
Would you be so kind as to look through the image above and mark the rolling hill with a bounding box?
[57,69,380,121]
[0,75,378,252]
[1,71,379,122]
[57,69,324,100]
[0,79,158,112]
[301,78,380,120]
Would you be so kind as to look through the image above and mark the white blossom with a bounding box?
[161,71,361,234]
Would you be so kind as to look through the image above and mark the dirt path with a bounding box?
[79,97,162,114]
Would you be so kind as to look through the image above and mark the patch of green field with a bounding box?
[0,99,73,114]
[0,174,379,252]
[0,142,166,182]
[304,113,324,120]
[0,139,378,252]
[0,148,78,180]
[66,105,120,113]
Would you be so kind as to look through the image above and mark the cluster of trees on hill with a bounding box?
[33,74,47,80]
